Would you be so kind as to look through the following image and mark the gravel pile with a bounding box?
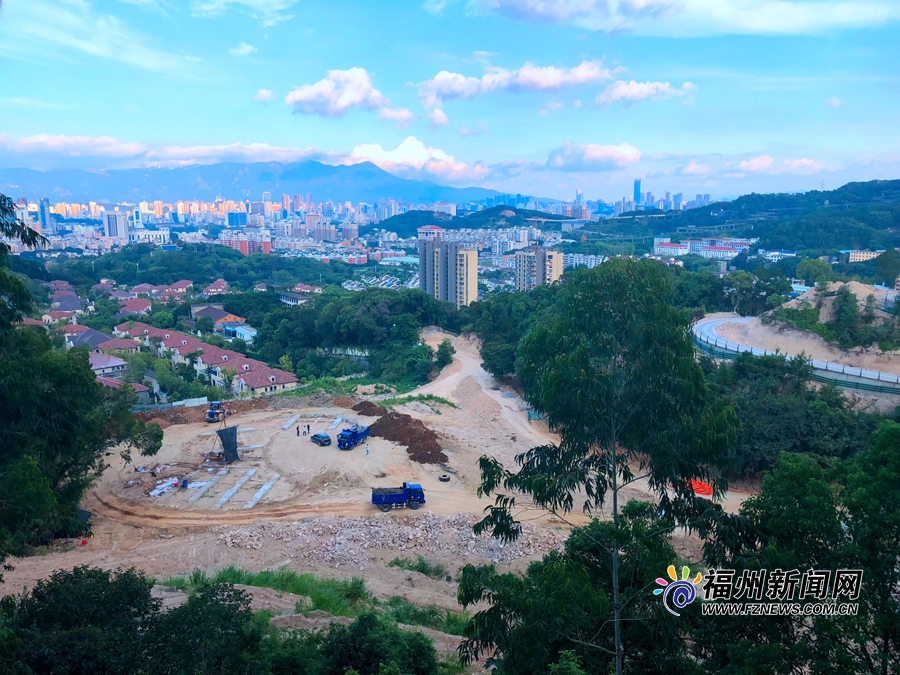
[214,513,565,568]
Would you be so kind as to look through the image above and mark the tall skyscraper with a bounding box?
[417,227,477,308]
[38,198,54,234]
[293,194,303,212]
[281,194,291,212]
[515,247,564,292]
[575,189,583,204]
[633,179,641,204]
[104,212,129,240]
[261,191,272,203]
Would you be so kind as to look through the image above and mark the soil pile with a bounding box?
[332,396,357,409]
[352,401,387,416]
[369,412,447,464]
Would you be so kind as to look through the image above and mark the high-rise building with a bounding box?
[281,194,291,212]
[341,223,358,241]
[104,212,129,240]
[227,212,248,228]
[515,246,564,292]
[293,194,303,212]
[633,179,641,204]
[261,191,272,203]
[418,228,477,308]
[575,189,583,204]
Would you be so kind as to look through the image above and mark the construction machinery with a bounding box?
[372,483,426,512]
[337,424,369,450]
[205,401,226,423]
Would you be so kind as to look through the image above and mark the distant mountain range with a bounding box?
[0,161,501,205]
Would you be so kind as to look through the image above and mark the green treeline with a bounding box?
[46,243,354,290]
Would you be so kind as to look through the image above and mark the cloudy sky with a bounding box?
[0,0,898,201]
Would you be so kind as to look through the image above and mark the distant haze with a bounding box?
[0,161,502,205]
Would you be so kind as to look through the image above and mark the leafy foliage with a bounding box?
[48,242,353,291]
[701,352,890,476]
[3,567,444,675]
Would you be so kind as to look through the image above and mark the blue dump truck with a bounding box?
[337,424,370,450]
[372,483,426,512]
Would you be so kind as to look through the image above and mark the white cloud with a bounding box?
[827,96,842,108]
[0,133,334,168]
[14,133,147,158]
[229,42,257,56]
[253,89,274,102]
[378,107,417,129]
[739,155,774,171]
[681,161,710,175]
[0,0,202,77]
[539,101,564,115]
[595,80,696,106]
[286,67,390,117]
[573,99,584,109]
[467,0,900,36]
[428,108,450,127]
[779,158,826,173]
[424,0,451,14]
[189,0,298,26]
[460,122,489,136]
[545,142,642,171]
[349,136,489,182]
[418,59,611,109]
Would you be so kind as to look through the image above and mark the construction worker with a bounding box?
[366,443,370,456]
[296,425,300,437]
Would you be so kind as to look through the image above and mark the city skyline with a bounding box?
[0,1,898,200]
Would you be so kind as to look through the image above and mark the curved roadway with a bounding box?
[692,316,900,386]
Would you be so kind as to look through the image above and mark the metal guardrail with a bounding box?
[692,330,900,393]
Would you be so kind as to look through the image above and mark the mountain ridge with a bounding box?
[0,160,502,205]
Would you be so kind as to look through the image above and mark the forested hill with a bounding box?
[46,243,352,290]
[598,178,900,254]
[374,205,571,238]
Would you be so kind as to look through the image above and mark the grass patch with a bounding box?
[380,394,457,413]
[160,566,469,635]
[279,375,418,399]
[388,555,450,581]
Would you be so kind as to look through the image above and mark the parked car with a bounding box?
[310,433,331,446]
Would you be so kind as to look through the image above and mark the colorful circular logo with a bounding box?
[654,565,703,616]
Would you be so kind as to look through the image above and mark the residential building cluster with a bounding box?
[653,236,758,260]
[113,321,298,397]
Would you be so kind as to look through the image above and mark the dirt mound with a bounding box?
[147,417,170,429]
[352,400,387,416]
[332,396,357,409]
[369,412,447,464]
[135,397,270,426]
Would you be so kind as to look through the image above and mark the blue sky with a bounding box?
[0,0,898,201]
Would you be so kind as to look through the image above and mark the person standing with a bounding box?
[365,443,370,456]
[296,426,300,437]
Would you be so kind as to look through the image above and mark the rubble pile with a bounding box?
[369,412,447,464]
[215,513,565,568]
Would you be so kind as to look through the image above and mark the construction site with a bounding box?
[0,332,746,663]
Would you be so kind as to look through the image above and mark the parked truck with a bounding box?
[337,424,370,450]
[371,483,426,512]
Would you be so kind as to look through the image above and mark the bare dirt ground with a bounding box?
[716,316,900,374]
[0,331,734,644]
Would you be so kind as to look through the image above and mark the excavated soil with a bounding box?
[369,412,448,464]
[352,401,388,416]
[331,396,357,408]
[135,397,270,425]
